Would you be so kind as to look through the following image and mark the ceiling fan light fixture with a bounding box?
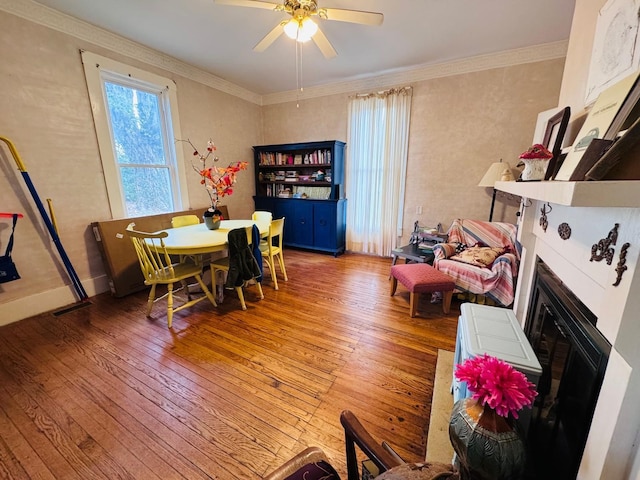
[283,18,300,39]
[283,17,317,42]
[300,17,318,37]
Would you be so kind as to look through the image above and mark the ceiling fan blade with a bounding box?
[254,21,287,52]
[214,0,279,11]
[322,7,383,26]
[312,28,337,59]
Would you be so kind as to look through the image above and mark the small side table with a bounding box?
[391,244,435,265]
[390,244,435,279]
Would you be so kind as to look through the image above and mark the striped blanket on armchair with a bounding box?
[433,219,519,307]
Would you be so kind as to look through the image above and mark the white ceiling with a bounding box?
[30,0,576,96]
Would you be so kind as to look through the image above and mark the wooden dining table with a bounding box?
[152,219,270,256]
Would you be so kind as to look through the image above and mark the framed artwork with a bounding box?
[542,107,571,180]
[585,0,640,105]
[556,71,639,180]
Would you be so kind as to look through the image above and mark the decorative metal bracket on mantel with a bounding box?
[613,243,630,287]
[591,223,619,265]
[540,203,551,232]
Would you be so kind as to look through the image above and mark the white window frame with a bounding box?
[81,51,190,218]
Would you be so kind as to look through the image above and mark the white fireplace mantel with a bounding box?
[495,180,640,208]
[495,178,640,479]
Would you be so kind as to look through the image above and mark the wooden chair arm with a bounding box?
[263,446,329,480]
[341,410,404,480]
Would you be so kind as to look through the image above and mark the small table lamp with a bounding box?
[478,159,513,221]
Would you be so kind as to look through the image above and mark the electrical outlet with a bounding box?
[416,205,423,214]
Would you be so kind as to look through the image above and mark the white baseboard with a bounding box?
[1,275,111,327]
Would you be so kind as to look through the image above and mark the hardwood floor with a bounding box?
[0,250,459,479]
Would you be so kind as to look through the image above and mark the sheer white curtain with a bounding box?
[346,87,412,256]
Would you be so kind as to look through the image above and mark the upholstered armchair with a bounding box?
[432,219,520,307]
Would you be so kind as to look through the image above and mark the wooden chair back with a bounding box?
[252,211,273,224]
[125,223,174,283]
[171,214,199,228]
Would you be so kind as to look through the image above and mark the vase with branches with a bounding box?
[178,138,248,229]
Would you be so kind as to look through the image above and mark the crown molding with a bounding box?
[0,0,262,104]
[1,0,567,107]
[262,40,569,105]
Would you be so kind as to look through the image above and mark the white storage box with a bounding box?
[453,303,542,433]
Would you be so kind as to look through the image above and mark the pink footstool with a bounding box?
[390,264,455,317]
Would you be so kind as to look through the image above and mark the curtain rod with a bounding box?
[350,86,412,99]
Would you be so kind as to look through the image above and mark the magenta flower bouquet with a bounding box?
[454,354,537,418]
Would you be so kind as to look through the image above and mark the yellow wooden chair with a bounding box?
[210,226,264,310]
[125,223,217,328]
[171,214,200,228]
[260,217,288,290]
[171,214,204,264]
[251,210,272,224]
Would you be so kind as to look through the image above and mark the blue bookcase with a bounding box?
[253,140,346,256]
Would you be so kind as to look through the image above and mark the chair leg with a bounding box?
[409,292,418,317]
[195,274,217,308]
[442,291,453,314]
[267,255,279,290]
[167,283,175,328]
[146,284,157,317]
[277,253,288,281]
[236,286,247,310]
[256,281,264,300]
[181,279,192,301]
[212,268,225,303]
[390,277,398,296]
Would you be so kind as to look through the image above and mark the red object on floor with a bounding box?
[390,263,455,317]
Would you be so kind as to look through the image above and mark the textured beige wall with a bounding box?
[262,59,565,245]
[0,11,261,311]
[0,8,564,320]
[260,95,348,145]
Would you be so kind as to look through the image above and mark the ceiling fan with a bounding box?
[214,0,384,59]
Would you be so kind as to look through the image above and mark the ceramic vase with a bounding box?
[449,398,526,480]
[203,208,222,230]
[520,159,549,181]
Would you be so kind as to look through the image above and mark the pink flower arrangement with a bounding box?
[519,143,553,161]
[454,354,537,418]
[179,138,248,209]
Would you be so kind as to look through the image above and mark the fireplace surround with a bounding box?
[494,179,640,478]
[524,259,611,479]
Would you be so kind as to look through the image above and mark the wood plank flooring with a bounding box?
[0,250,459,479]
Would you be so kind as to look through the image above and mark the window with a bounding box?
[82,51,189,218]
[345,87,412,256]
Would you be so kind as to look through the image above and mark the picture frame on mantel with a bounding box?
[542,106,571,180]
[555,71,640,181]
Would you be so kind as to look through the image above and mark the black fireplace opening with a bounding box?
[524,259,611,480]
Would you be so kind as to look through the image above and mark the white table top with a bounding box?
[153,219,268,255]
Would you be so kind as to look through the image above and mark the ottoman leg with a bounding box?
[442,291,453,314]
[390,277,398,296]
[409,292,419,317]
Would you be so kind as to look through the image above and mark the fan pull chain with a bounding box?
[295,41,304,108]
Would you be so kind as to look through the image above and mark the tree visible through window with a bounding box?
[104,81,174,216]
[81,51,189,219]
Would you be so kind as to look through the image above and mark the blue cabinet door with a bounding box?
[254,197,345,254]
[313,202,336,251]
[290,201,314,247]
